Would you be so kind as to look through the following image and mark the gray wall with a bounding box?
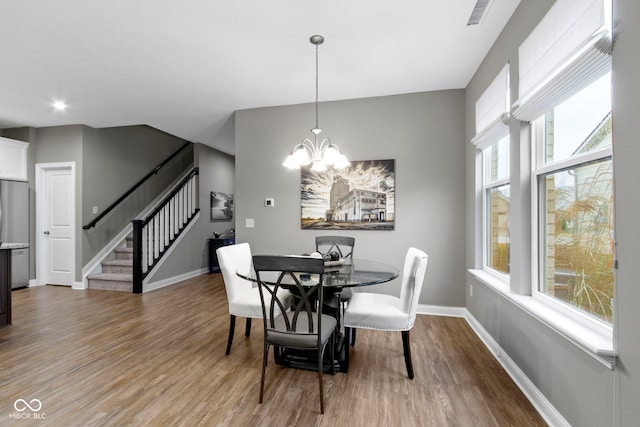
[2,123,235,285]
[235,91,466,306]
[82,125,191,225]
[194,142,236,239]
[148,142,235,282]
[2,124,190,282]
[81,125,191,263]
[31,125,85,281]
[464,0,639,425]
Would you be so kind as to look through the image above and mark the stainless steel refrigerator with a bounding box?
[0,180,29,289]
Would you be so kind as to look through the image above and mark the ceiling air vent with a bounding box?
[467,0,493,26]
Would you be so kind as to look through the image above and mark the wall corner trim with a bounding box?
[143,267,208,293]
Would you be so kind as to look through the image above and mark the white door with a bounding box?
[36,163,75,286]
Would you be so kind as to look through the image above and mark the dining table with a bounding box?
[236,257,399,373]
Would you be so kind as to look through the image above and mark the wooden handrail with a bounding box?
[83,142,191,230]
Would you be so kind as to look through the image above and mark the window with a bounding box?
[483,137,510,274]
[533,72,613,323]
[472,65,510,277]
[470,0,615,359]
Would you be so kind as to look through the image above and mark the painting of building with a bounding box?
[301,159,394,230]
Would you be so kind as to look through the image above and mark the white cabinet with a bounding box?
[0,137,29,181]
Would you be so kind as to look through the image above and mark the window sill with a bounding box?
[469,269,616,369]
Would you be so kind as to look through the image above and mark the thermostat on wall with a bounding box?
[265,198,275,207]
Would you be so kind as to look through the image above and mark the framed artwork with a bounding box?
[301,159,395,230]
[210,192,233,221]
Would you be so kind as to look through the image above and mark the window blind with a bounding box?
[472,64,509,150]
[512,0,612,122]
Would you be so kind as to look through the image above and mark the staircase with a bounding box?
[84,168,199,294]
[87,236,134,292]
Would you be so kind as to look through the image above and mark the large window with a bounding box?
[533,72,613,323]
[471,0,614,357]
[483,136,510,274]
[473,64,510,277]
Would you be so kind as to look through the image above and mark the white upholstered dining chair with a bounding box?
[217,243,291,355]
[343,247,428,379]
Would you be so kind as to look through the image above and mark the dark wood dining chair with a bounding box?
[315,235,355,260]
[344,247,428,379]
[253,255,337,414]
[315,235,356,343]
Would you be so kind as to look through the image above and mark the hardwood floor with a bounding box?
[0,275,546,426]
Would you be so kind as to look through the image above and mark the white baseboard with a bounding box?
[462,309,570,427]
[143,268,209,293]
[26,278,84,289]
[417,304,466,317]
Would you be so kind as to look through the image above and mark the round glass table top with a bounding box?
[236,257,399,289]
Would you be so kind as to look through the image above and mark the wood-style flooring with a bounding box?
[0,274,546,426]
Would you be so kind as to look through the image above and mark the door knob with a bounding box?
[43,231,50,235]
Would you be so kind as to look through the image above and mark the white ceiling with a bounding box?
[0,0,520,155]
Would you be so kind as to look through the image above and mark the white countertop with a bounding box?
[0,243,29,250]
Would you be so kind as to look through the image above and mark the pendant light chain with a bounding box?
[315,41,320,130]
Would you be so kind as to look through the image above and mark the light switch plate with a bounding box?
[245,218,255,228]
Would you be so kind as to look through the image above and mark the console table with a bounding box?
[208,237,235,273]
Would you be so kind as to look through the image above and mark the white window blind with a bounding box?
[472,64,509,150]
[512,0,612,122]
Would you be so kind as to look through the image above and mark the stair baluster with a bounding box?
[132,168,199,293]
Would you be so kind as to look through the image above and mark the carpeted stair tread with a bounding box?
[87,273,132,282]
[102,259,133,267]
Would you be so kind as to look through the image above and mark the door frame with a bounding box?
[35,162,77,288]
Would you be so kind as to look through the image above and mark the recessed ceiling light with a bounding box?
[52,100,68,111]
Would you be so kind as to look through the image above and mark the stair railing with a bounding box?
[132,168,199,293]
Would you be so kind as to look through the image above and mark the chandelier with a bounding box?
[283,35,350,171]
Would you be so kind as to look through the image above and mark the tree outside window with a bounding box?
[536,73,613,323]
